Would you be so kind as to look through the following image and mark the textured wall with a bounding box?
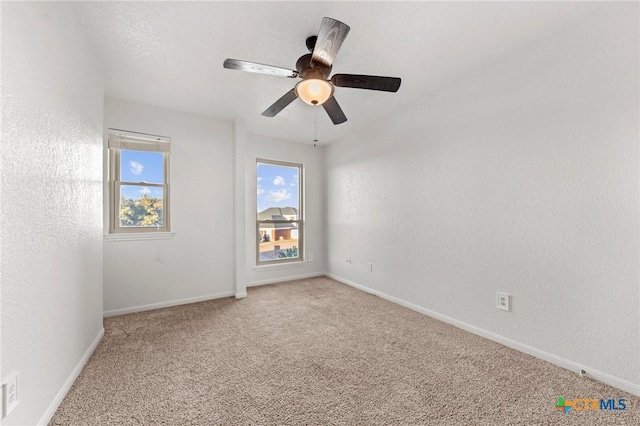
[103,100,323,311]
[103,97,235,314]
[324,5,639,385]
[1,3,104,425]
[245,134,325,286]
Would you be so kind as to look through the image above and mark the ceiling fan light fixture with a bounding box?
[295,79,334,106]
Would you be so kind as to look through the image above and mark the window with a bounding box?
[256,159,303,265]
[108,129,170,234]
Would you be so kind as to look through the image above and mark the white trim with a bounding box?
[253,260,308,272]
[247,272,323,288]
[103,291,234,317]
[235,292,248,299]
[104,232,175,241]
[326,273,640,397]
[38,328,104,426]
[233,119,247,302]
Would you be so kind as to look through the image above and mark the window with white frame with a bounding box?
[108,129,171,234]
[256,159,303,265]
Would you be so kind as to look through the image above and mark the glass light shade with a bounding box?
[295,79,334,106]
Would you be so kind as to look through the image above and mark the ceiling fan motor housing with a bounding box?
[305,35,317,52]
[296,53,331,79]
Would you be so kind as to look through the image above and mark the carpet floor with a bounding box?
[51,276,638,425]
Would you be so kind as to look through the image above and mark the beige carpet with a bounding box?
[52,276,638,425]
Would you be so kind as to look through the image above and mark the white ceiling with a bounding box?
[71,1,606,145]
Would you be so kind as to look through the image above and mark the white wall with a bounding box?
[103,97,236,315]
[245,134,325,286]
[1,3,104,425]
[103,101,324,311]
[324,4,639,389]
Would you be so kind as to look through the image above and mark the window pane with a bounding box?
[258,222,299,261]
[257,161,301,263]
[256,162,299,212]
[120,185,164,227]
[120,150,164,183]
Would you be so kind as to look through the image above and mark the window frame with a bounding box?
[108,129,171,234]
[256,159,303,266]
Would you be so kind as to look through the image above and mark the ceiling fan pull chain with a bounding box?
[313,115,318,147]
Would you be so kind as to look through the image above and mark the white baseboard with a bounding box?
[235,292,248,299]
[326,273,640,397]
[103,291,235,317]
[38,327,105,425]
[246,271,324,288]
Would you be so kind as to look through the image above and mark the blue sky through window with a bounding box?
[120,150,164,200]
[257,163,300,213]
[121,150,163,183]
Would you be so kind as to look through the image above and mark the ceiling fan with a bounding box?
[223,17,401,125]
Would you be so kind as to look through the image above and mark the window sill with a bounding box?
[104,232,175,242]
[253,261,308,272]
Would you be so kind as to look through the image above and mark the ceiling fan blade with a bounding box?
[311,17,350,71]
[322,95,347,125]
[262,89,298,117]
[224,59,299,78]
[331,74,401,92]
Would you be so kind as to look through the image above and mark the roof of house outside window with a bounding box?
[257,207,298,221]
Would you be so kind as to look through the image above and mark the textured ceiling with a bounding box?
[71,1,606,145]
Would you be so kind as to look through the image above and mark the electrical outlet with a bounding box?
[308,252,313,262]
[368,263,373,272]
[3,372,19,418]
[496,292,510,312]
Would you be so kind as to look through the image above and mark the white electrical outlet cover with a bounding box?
[3,372,19,417]
[496,292,511,312]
